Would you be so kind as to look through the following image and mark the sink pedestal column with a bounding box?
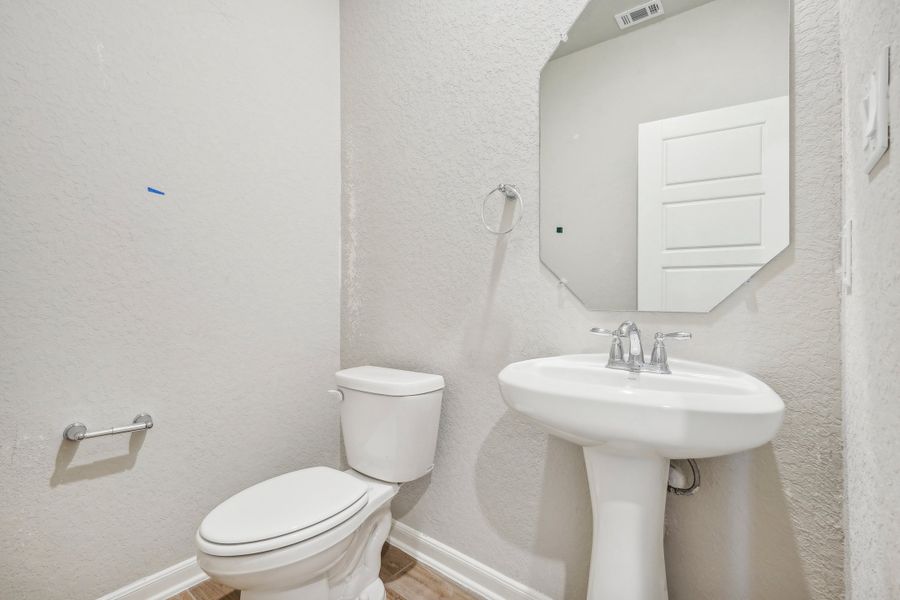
[583,446,669,600]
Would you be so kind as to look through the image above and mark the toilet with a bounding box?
[195,366,444,600]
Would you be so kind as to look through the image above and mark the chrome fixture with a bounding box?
[63,413,153,441]
[590,321,691,374]
[619,320,645,371]
[480,183,524,235]
[649,331,693,374]
[668,458,701,496]
[588,327,624,363]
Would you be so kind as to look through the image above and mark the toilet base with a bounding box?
[241,577,384,600]
[356,578,386,600]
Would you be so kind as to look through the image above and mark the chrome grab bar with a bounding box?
[63,413,153,442]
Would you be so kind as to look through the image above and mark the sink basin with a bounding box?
[498,354,784,600]
[499,354,784,458]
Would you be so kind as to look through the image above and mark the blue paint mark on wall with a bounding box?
[147,187,165,196]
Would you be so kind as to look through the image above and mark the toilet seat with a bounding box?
[197,467,369,557]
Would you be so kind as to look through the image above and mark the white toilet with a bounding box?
[195,366,444,600]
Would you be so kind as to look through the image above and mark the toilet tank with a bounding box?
[335,366,444,483]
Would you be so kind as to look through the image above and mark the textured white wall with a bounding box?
[0,2,341,598]
[540,0,788,309]
[839,3,900,599]
[341,0,843,598]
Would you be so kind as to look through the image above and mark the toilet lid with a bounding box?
[199,467,368,546]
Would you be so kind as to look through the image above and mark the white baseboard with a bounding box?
[98,522,550,600]
[388,520,554,600]
[96,557,207,600]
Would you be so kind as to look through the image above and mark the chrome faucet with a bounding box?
[590,321,692,374]
[618,320,645,371]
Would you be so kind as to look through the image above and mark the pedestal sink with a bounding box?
[498,354,784,600]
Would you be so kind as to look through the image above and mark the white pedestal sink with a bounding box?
[498,354,784,600]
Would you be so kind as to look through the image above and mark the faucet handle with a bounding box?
[589,327,624,364]
[649,332,692,373]
[654,331,692,341]
[589,327,618,336]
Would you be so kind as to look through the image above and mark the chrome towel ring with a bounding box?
[481,184,524,235]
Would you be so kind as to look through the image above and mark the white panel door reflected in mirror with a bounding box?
[540,0,790,312]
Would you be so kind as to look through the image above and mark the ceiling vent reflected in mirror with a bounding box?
[540,0,791,312]
[551,0,717,59]
[615,1,665,30]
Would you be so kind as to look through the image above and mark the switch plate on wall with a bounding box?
[862,46,890,173]
[842,219,852,294]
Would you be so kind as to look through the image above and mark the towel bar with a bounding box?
[63,413,153,441]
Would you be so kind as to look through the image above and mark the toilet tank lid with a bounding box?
[336,366,444,396]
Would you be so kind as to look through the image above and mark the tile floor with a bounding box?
[380,544,477,600]
[172,543,477,600]
[170,578,239,600]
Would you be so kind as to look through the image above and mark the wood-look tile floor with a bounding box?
[169,578,239,600]
[380,544,477,600]
[172,543,477,600]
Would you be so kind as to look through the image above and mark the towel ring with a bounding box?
[481,184,524,235]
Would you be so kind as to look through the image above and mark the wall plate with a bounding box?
[842,219,852,294]
[862,46,890,174]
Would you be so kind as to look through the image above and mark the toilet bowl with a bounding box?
[196,468,398,600]
[195,366,444,600]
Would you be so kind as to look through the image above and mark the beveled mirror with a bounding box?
[540,0,790,312]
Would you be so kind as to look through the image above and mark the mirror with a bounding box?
[540,0,790,312]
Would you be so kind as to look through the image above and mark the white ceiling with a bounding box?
[552,0,717,59]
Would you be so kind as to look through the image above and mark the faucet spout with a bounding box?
[590,322,690,374]
[617,321,645,370]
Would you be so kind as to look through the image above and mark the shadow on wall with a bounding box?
[461,195,519,363]
[474,409,593,599]
[664,444,812,599]
[471,409,812,599]
[50,430,147,487]
[389,471,433,519]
